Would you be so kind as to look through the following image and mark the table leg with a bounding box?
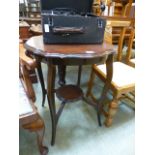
[47,62,56,146]
[97,53,114,126]
[37,62,47,107]
[58,65,66,86]
[77,65,82,86]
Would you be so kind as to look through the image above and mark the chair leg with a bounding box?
[36,127,48,155]
[22,116,48,155]
[97,103,102,126]
[104,95,119,127]
[86,67,95,97]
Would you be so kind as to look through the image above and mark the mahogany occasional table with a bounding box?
[24,28,115,145]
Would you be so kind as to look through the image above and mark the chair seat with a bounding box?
[96,62,135,88]
[130,58,135,63]
[19,80,33,115]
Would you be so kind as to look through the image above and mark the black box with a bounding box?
[40,0,106,44]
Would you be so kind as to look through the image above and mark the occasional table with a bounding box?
[24,23,115,145]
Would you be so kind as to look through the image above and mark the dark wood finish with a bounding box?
[56,85,83,102]
[58,65,66,86]
[24,24,115,145]
[47,63,56,145]
[25,36,114,60]
[36,61,47,106]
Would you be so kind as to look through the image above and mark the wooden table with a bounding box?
[24,22,115,145]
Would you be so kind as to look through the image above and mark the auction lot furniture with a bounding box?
[24,20,115,145]
[86,19,135,127]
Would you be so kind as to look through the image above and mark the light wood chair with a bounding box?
[125,29,135,67]
[86,23,135,127]
[104,0,133,16]
[103,0,134,44]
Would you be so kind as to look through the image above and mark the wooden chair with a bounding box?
[103,0,134,44]
[104,0,133,17]
[19,42,37,102]
[19,69,48,155]
[86,23,135,127]
[125,29,135,67]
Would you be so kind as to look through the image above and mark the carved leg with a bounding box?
[22,116,48,155]
[86,65,95,97]
[104,94,119,127]
[36,127,48,155]
[37,62,47,107]
[47,62,57,146]
[58,65,66,86]
[97,53,114,126]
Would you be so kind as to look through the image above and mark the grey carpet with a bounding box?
[19,64,135,155]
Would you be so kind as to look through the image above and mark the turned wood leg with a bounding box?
[58,65,66,86]
[97,53,114,126]
[86,65,95,97]
[104,95,119,127]
[47,62,57,146]
[22,116,48,155]
[37,61,47,107]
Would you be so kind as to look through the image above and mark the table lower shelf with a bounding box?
[56,84,83,103]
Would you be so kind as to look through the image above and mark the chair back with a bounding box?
[117,24,135,62]
[105,0,133,16]
[125,27,135,64]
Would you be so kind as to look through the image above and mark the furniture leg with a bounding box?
[97,53,114,126]
[86,65,95,97]
[104,94,119,127]
[56,101,66,124]
[37,61,47,107]
[58,65,66,86]
[22,116,48,155]
[47,62,56,146]
[36,127,48,155]
[77,65,82,86]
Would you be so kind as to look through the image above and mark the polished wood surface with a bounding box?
[23,18,135,145]
[25,36,114,60]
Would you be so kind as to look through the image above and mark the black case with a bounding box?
[40,0,94,13]
[40,0,106,44]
